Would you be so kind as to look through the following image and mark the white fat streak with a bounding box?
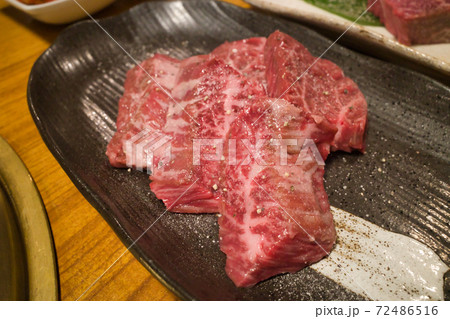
[239,165,266,264]
[222,84,243,110]
[165,113,188,133]
[311,206,448,301]
[155,63,179,89]
[221,78,246,134]
[171,78,200,100]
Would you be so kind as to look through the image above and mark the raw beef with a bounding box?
[106,54,180,168]
[149,56,266,212]
[218,98,336,287]
[211,37,267,87]
[368,0,450,45]
[264,31,367,155]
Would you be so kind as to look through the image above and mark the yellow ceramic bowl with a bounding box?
[0,136,58,300]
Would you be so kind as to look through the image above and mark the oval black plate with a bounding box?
[28,0,449,300]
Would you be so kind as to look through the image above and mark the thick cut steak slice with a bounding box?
[211,37,267,87]
[368,0,450,45]
[264,31,368,155]
[218,98,336,287]
[150,56,266,213]
[106,54,180,167]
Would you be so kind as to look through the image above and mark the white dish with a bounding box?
[4,0,116,24]
[246,0,450,77]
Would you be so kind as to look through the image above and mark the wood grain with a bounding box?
[0,0,248,301]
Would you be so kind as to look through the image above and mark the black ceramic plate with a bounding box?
[28,0,449,300]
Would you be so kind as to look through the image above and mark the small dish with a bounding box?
[4,0,116,24]
[0,136,58,300]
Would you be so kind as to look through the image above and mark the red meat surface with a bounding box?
[264,31,368,155]
[218,98,336,287]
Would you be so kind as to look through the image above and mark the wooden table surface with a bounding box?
[0,0,249,301]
